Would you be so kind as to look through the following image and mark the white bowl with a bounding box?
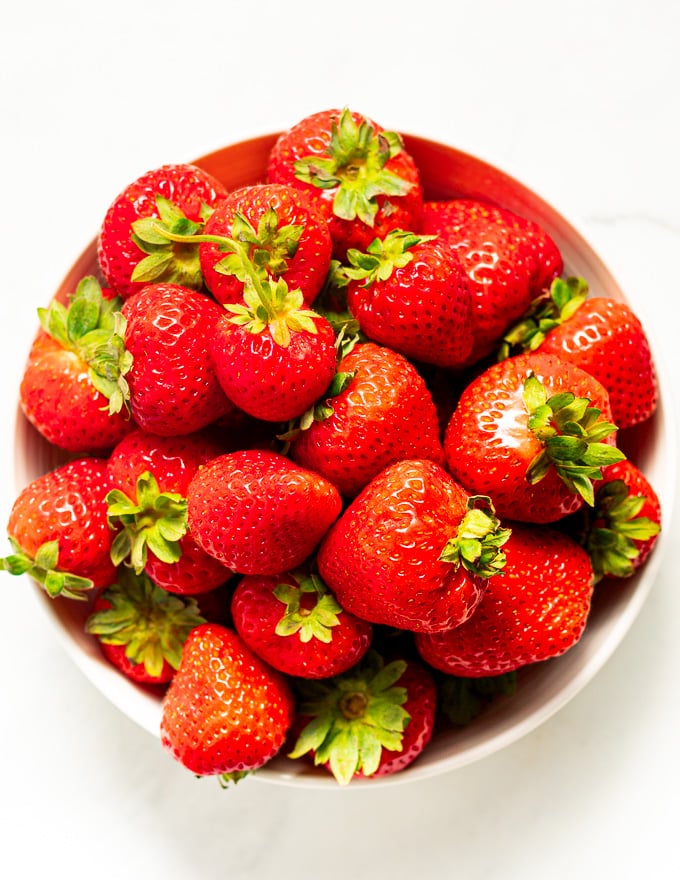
[14,133,676,788]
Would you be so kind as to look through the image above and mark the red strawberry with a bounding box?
[0,457,117,598]
[187,449,342,576]
[160,623,295,778]
[342,229,474,368]
[106,428,232,594]
[266,107,423,260]
[20,276,134,453]
[288,651,437,784]
[444,351,625,523]
[499,276,658,429]
[97,163,229,299]
[230,568,372,679]
[317,459,511,634]
[121,283,234,435]
[199,182,332,306]
[420,198,563,364]
[209,274,338,423]
[415,523,594,677]
[289,341,445,498]
[85,569,205,685]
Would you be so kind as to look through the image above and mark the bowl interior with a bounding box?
[14,133,676,788]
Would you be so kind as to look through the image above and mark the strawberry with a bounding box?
[288,650,437,784]
[121,283,234,435]
[266,107,423,260]
[230,568,373,679]
[97,163,229,299]
[106,428,232,594]
[186,449,342,576]
[444,351,626,523]
[499,276,658,429]
[19,276,134,453]
[160,623,295,778]
[85,569,206,685]
[198,182,332,306]
[288,341,445,498]
[209,273,339,423]
[342,229,474,368]
[420,198,563,364]
[415,523,594,676]
[0,457,117,598]
[317,459,511,633]
[576,458,662,582]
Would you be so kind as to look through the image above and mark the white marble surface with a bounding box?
[2,2,679,877]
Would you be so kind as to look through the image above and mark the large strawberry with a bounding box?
[0,457,117,598]
[288,341,445,498]
[499,276,658,429]
[106,428,232,594]
[20,276,134,453]
[160,623,295,778]
[121,283,234,435]
[420,198,563,364]
[230,568,373,679]
[97,163,229,299]
[317,459,511,634]
[444,350,625,523]
[187,449,342,576]
[288,650,437,784]
[266,107,423,260]
[85,569,206,685]
[342,229,474,368]
[415,523,594,677]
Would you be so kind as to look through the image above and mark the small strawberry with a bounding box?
[97,163,229,299]
[121,283,234,435]
[499,276,658,429]
[85,569,206,685]
[198,182,332,306]
[288,650,437,784]
[266,107,423,260]
[160,623,295,778]
[342,229,474,368]
[186,449,342,576]
[20,276,134,453]
[415,523,594,677]
[420,198,563,364]
[106,428,232,594]
[289,341,445,498]
[444,351,626,523]
[230,568,373,679]
[317,459,511,634]
[0,457,117,598]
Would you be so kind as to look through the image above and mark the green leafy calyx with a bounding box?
[343,229,436,286]
[439,496,511,578]
[273,571,343,643]
[0,537,93,600]
[225,274,320,348]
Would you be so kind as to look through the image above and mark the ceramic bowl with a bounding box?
[14,132,676,787]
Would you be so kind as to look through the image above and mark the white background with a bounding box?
[2,2,679,878]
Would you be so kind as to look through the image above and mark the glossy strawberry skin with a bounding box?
[200,183,332,306]
[535,296,658,430]
[317,459,488,633]
[98,163,229,299]
[230,572,373,679]
[122,283,234,436]
[187,449,342,576]
[209,311,338,423]
[266,108,423,260]
[421,199,563,364]
[160,623,295,776]
[444,351,617,523]
[415,524,594,677]
[346,238,474,369]
[289,342,445,498]
[7,457,117,592]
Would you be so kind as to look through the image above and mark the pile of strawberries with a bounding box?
[1,108,663,786]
